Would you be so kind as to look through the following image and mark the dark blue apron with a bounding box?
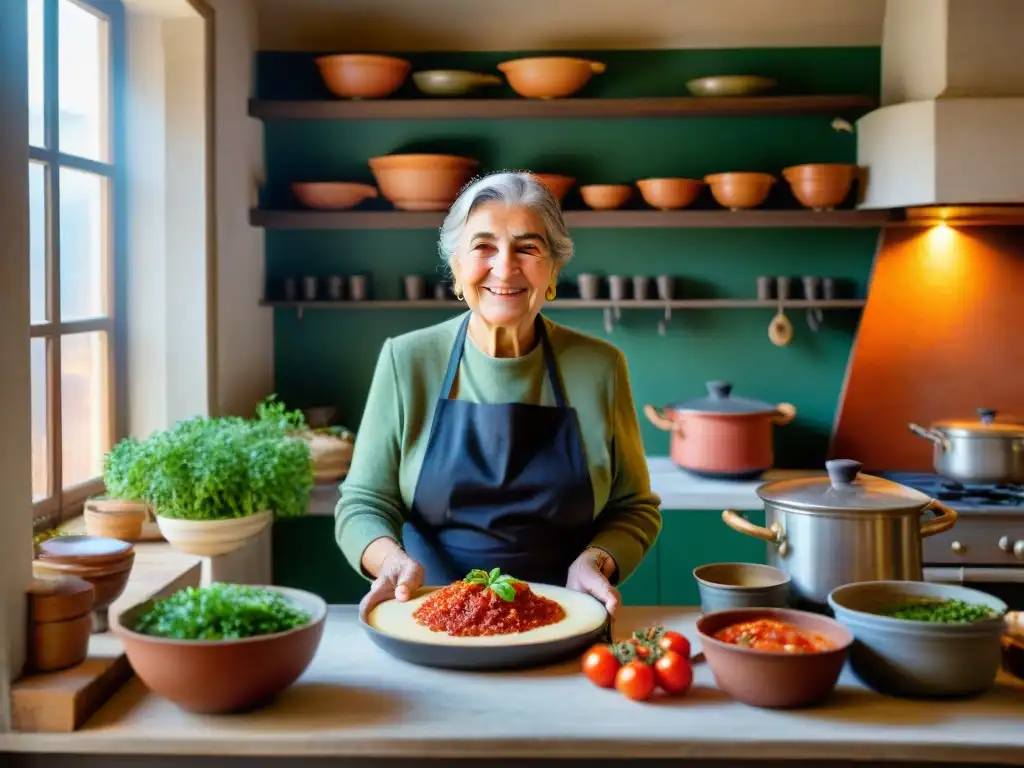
[402,313,596,587]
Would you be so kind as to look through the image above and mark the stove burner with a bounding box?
[874,471,1024,510]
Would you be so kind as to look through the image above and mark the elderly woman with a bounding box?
[336,171,662,618]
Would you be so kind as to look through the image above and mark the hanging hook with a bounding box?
[603,306,616,334]
[657,304,672,336]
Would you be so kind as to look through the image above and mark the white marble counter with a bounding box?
[3,606,1022,763]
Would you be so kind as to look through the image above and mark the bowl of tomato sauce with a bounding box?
[696,607,853,708]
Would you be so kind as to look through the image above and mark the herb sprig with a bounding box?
[465,568,521,602]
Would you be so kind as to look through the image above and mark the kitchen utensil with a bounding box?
[349,274,369,301]
[327,275,344,301]
[908,409,1024,485]
[696,607,852,708]
[314,54,410,99]
[756,276,774,300]
[576,273,600,301]
[404,275,426,301]
[692,563,791,614]
[302,276,319,301]
[782,163,858,211]
[368,154,478,211]
[361,583,608,670]
[656,274,675,300]
[686,75,777,98]
[768,276,793,346]
[635,178,703,210]
[283,278,297,301]
[433,281,450,300]
[412,69,502,97]
[632,276,650,300]
[113,585,327,714]
[822,277,836,300]
[607,275,629,302]
[291,182,377,210]
[580,184,632,210]
[802,275,823,330]
[497,57,605,99]
[643,380,797,478]
[827,580,1007,699]
[531,174,575,203]
[722,459,959,606]
[704,172,775,210]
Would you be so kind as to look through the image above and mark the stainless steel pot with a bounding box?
[721,459,958,606]
[908,408,1024,485]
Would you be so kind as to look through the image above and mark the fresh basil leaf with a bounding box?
[491,581,516,602]
[488,567,501,582]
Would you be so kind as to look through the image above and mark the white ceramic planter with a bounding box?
[156,509,273,557]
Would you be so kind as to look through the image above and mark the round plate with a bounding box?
[362,583,610,670]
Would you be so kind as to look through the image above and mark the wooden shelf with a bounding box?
[261,299,866,311]
[250,208,893,231]
[249,95,877,121]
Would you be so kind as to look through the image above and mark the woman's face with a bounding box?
[452,202,558,329]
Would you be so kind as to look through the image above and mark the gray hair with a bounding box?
[438,171,575,275]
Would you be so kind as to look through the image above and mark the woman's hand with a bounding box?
[567,547,621,616]
[358,544,425,621]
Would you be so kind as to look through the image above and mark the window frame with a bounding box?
[29,0,126,525]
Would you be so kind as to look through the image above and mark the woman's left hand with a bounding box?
[567,547,621,616]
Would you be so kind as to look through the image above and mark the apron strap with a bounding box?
[440,314,567,408]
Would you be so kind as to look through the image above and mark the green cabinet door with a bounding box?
[272,517,369,604]
[657,509,769,607]
[618,540,660,606]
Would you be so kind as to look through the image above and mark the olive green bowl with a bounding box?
[685,75,777,97]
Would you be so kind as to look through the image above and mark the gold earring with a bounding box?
[545,284,557,301]
[453,284,464,301]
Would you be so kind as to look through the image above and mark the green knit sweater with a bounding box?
[334,312,663,584]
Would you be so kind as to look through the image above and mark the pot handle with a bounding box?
[908,423,950,452]
[643,405,681,433]
[722,509,784,547]
[773,403,797,426]
[920,500,958,538]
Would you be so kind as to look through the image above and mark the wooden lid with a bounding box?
[27,576,95,622]
[37,535,133,566]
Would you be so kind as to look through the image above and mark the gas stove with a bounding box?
[874,471,1024,511]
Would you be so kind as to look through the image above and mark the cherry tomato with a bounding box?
[615,660,656,701]
[654,651,693,695]
[581,644,620,688]
[658,630,691,660]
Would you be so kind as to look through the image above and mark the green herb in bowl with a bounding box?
[133,583,311,640]
[879,598,1001,624]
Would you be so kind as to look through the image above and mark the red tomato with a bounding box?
[581,644,620,688]
[658,630,691,660]
[615,660,656,701]
[654,651,693,695]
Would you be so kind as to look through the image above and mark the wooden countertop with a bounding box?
[3,607,1023,763]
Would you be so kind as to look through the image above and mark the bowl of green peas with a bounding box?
[827,580,1007,699]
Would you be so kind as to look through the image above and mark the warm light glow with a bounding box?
[921,222,960,272]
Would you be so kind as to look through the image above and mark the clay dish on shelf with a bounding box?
[531,173,575,203]
[686,75,777,98]
[497,57,605,99]
[782,163,859,211]
[368,154,478,211]
[636,178,704,210]
[292,182,378,210]
[580,184,632,210]
[704,172,776,210]
[412,70,502,97]
[314,54,411,99]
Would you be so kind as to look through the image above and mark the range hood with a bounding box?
[856,0,1024,216]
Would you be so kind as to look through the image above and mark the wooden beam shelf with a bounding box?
[250,208,893,231]
[248,95,877,121]
[261,299,866,311]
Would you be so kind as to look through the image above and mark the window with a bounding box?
[28,0,124,521]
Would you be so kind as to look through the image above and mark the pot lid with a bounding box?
[668,380,776,415]
[756,459,932,512]
[933,408,1024,437]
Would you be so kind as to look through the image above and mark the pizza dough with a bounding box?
[366,582,608,647]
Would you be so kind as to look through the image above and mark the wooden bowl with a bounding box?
[292,182,378,210]
[704,172,776,210]
[782,163,858,211]
[531,174,575,203]
[314,54,410,99]
[36,535,134,568]
[580,184,632,210]
[686,75,777,97]
[368,154,478,211]
[32,556,134,633]
[497,57,605,99]
[636,178,704,210]
[697,607,853,708]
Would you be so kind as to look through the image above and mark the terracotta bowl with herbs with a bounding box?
[113,583,327,714]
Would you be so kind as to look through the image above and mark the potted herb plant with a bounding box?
[102,396,313,557]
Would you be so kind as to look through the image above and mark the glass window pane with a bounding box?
[29,162,49,323]
[61,331,109,488]
[59,167,108,321]
[58,0,109,161]
[31,338,50,501]
[28,0,45,146]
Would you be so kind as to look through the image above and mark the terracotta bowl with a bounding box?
[368,154,478,211]
[704,172,776,210]
[531,173,575,203]
[292,182,378,210]
[697,607,853,708]
[113,586,328,714]
[314,54,410,99]
[782,163,858,211]
[84,499,149,541]
[636,178,704,210]
[497,57,605,99]
[580,184,632,210]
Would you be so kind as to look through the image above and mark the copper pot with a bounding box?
[643,381,796,478]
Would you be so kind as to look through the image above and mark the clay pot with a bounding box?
[314,54,410,99]
[84,498,149,541]
[643,380,796,478]
[26,576,95,672]
[112,586,327,714]
[636,178,704,210]
[156,509,273,558]
[412,70,502,97]
[368,154,478,211]
[782,163,858,211]
[497,57,605,99]
[580,184,632,210]
[704,172,776,210]
[292,182,378,210]
[531,173,575,203]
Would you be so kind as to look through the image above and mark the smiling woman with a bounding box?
[335,171,663,622]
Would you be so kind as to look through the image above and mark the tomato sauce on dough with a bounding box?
[413,580,566,637]
[713,618,836,653]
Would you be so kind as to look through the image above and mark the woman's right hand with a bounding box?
[358,544,425,621]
